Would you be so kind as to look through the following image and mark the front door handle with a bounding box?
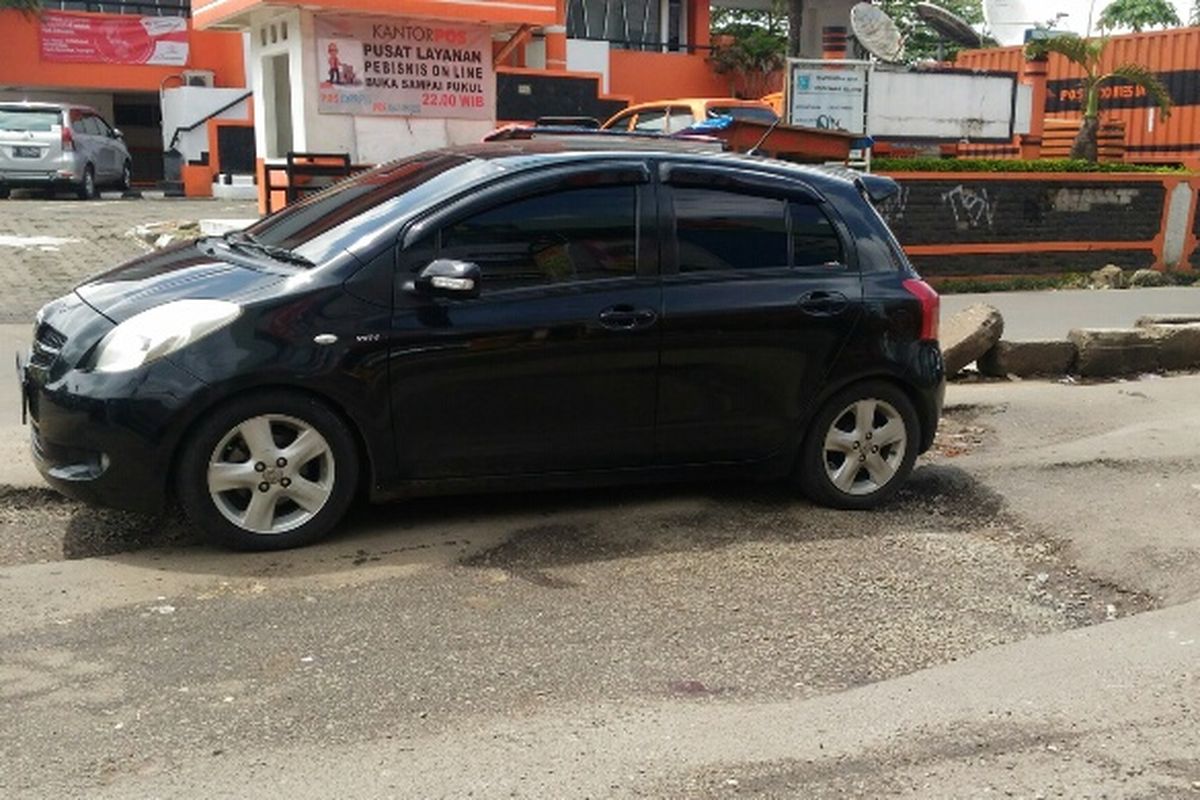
[798,290,849,316]
[598,305,658,331]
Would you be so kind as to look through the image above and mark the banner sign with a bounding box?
[40,12,189,66]
[316,16,494,120]
[788,63,868,134]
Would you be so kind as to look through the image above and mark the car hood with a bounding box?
[74,240,288,323]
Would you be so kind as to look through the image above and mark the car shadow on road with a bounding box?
[54,461,1009,582]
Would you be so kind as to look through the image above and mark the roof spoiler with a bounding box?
[856,174,900,203]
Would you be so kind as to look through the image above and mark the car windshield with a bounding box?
[243,152,494,264]
[0,109,60,132]
[709,106,779,125]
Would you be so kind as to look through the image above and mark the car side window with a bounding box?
[70,112,88,135]
[91,115,113,137]
[673,187,789,272]
[790,202,844,267]
[439,185,638,293]
[633,109,667,132]
[607,111,635,131]
[666,109,695,133]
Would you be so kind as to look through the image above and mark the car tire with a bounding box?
[76,165,97,200]
[176,391,360,551]
[119,160,132,192]
[797,380,920,510]
[0,186,10,200]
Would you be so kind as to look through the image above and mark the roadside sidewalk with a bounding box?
[942,286,1200,341]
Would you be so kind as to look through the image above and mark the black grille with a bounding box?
[30,323,67,368]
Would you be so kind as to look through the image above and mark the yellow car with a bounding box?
[602,98,778,134]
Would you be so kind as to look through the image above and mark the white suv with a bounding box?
[0,102,132,200]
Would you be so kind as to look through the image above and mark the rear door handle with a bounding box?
[598,305,658,331]
[798,290,849,316]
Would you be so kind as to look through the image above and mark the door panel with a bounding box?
[656,182,862,464]
[388,179,661,479]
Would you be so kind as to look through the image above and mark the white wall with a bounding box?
[566,39,610,93]
[161,86,251,161]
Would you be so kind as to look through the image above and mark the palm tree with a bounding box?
[1025,35,1172,162]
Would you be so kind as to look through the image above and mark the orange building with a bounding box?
[190,0,754,205]
[0,3,250,188]
[956,27,1200,169]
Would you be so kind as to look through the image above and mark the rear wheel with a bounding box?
[177,392,360,550]
[797,381,919,510]
[76,165,97,200]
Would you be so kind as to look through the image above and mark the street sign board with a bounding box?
[787,62,869,134]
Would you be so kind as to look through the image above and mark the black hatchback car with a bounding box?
[20,139,943,550]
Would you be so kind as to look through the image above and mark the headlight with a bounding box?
[92,299,241,373]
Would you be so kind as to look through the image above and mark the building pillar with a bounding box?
[1020,53,1049,160]
[544,24,567,71]
[821,26,848,61]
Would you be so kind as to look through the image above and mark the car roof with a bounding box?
[0,102,96,114]
[437,139,859,194]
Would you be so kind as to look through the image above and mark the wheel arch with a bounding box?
[798,370,936,459]
[166,383,378,505]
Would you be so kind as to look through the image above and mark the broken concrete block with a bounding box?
[942,304,1004,376]
[1090,264,1126,289]
[1129,268,1167,288]
[978,340,1078,377]
[1143,323,1200,371]
[1136,314,1200,327]
[1069,328,1159,377]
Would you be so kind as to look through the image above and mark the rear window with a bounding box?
[708,106,779,125]
[0,109,61,133]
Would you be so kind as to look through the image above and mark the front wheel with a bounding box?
[177,392,360,550]
[797,381,920,510]
[119,160,132,192]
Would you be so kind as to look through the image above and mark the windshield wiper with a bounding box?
[223,230,314,267]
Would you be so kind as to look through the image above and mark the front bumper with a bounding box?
[20,297,208,514]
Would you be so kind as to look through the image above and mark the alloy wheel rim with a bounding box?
[822,398,907,497]
[85,171,94,196]
[207,414,336,534]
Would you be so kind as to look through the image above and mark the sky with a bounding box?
[985,0,1194,44]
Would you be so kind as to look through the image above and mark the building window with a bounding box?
[566,0,686,52]
[49,0,190,17]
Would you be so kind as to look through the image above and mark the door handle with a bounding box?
[798,290,849,316]
[598,305,658,331]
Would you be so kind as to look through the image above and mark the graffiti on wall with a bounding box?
[941,185,998,231]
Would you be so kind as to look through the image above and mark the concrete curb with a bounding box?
[966,319,1200,380]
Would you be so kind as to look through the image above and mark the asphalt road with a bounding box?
[3,374,1199,797]
[942,286,1200,341]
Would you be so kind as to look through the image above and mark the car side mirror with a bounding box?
[412,259,481,299]
[111,128,124,139]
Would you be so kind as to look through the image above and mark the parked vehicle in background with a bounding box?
[602,98,779,133]
[20,138,943,551]
[0,102,132,200]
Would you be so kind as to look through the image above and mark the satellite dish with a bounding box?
[916,3,985,48]
[850,2,905,63]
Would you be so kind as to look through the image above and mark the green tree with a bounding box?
[876,0,984,62]
[1025,34,1172,161]
[1190,0,1200,25]
[711,5,788,98]
[1098,0,1182,31]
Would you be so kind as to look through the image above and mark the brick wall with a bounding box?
[878,172,1200,279]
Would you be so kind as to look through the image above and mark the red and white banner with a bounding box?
[40,12,189,66]
[315,15,494,120]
